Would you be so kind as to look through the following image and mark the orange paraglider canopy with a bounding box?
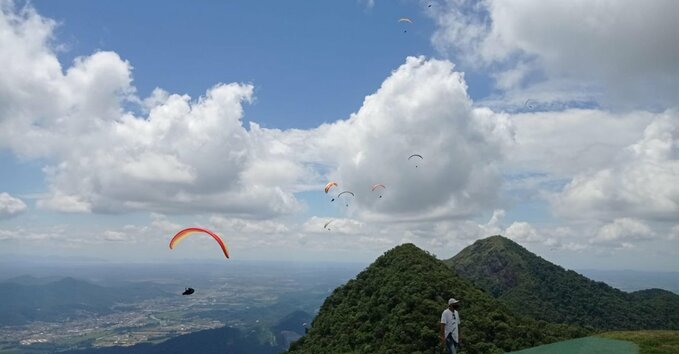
[169,227,229,258]
[324,181,338,193]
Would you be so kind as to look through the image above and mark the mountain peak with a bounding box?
[448,235,678,330]
[287,241,586,353]
[467,235,529,252]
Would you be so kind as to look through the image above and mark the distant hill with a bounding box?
[446,235,679,330]
[0,277,170,325]
[287,243,587,354]
[575,269,678,294]
[2,274,65,285]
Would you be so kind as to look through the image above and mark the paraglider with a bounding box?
[371,184,386,198]
[408,154,423,167]
[182,287,195,295]
[398,18,413,33]
[169,227,230,259]
[336,191,355,207]
[324,181,337,194]
[525,99,535,109]
[324,220,333,231]
[325,181,338,202]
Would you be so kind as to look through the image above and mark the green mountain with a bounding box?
[287,243,587,354]
[446,235,679,330]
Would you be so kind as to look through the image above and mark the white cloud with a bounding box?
[150,213,182,233]
[430,0,678,109]
[0,2,302,217]
[210,215,289,235]
[500,220,557,247]
[0,192,27,218]
[504,221,540,243]
[37,190,91,213]
[302,216,366,235]
[0,4,514,222]
[506,109,662,177]
[0,1,677,270]
[100,230,130,242]
[551,114,678,222]
[317,57,514,222]
[592,218,655,247]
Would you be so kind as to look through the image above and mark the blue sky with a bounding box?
[0,0,677,271]
[32,0,486,129]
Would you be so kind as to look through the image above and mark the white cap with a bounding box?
[448,298,459,305]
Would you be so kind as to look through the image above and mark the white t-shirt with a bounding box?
[440,308,460,342]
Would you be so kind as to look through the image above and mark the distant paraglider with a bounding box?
[324,220,333,231]
[408,154,423,168]
[524,99,536,110]
[371,184,386,198]
[182,287,195,295]
[325,181,338,202]
[324,182,337,194]
[169,227,230,259]
[398,18,413,33]
[336,191,355,207]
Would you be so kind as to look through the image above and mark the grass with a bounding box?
[598,331,678,354]
[506,336,637,354]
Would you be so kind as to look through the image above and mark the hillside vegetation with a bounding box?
[287,243,587,354]
[447,236,678,330]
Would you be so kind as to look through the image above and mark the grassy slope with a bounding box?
[598,331,678,354]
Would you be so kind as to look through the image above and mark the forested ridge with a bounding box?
[447,235,678,330]
[287,243,587,354]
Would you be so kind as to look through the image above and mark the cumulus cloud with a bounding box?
[0,192,27,218]
[100,230,131,242]
[504,221,540,243]
[0,1,513,223]
[0,225,64,241]
[551,114,678,222]
[507,109,662,177]
[302,216,367,236]
[592,218,655,248]
[0,3,306,217]
[318,57,514,222]
[150,213,182,233]
[429,0,678,109]
[210,215,289,235]
[0,1,676,269]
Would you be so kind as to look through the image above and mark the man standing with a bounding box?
[440,298,461,354]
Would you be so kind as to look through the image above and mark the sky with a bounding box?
[0,0,677,271]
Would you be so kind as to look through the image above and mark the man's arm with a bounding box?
[439,323,445,342]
